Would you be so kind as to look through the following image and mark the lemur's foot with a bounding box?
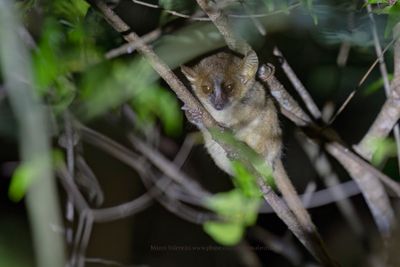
[258,63,275,82]
[182,105,204,128]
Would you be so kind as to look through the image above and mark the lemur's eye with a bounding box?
[224,83,234,92]
[201,85,212,94]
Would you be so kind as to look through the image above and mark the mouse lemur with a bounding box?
[181,52,313,229]
[181,52,281,174]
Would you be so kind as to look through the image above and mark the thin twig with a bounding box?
[326,142,395,235]
[76,156,104,206]
[277,100,396,235]
[366,2,392,96]
[92,0,217,128]
[358,40,395,87]
[355,94,400,160]
[229,3,301,18]
[328,39,395,125]
[58,155,152,223]
[259,180,361,213]
[365,1,400,172]
[250,226,302,265]
[105,29,161,59]
[196,0,254,56]
[92,194,153,223]
[78,123,209,200]
[131,0,300,21]
[296,131,363,236]
[328,90,356,125]
[273,47,321,120]
[128,133,209,198]
[336,6,355,67]
[256,176,338,266]
[328,4,400,127]
[336,41,351,67]
[57,166,91,267]
[263,74,312,123]
[132,0,210,21]
[263,49,397,235]
[79,123,216,223]
[239,1,266,36]
[62,111,76,254]
[301,182,317,208]
[71,211,93,267]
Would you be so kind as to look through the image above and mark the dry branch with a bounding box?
[265,40,397,236]
[273,47,322,120]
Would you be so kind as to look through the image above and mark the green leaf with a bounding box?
[367,137,398,166]
[231,161,260,198]
[159,0,174,9]
[366,0,390,4]
[385,3,400,37]
[209,129,274,185]
[52,76,77,114]
[206,190,260,225]
[364,74,393,95]
[80,57,182,135]
[8,150,64,202]
[72,0,90,17]
[153,89,183,136]
[253,158,275,187]
[33,20,63,92]
[131,86,182,136]
[52,0,89,25]
[203,222,244,246]
[80,60,153,117]
[9,161,41,202]
[203,189,260,245]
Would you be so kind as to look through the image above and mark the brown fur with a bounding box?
[182,52,282,173]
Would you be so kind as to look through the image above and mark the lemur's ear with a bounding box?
[240,51,259,84]
[181,65,197,83]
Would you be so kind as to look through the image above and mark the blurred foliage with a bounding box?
[201,130,275,245]
[5,0,183,202]
[79,58,182,135]
[203,189,260,245]
[22,0,183,134]
[204,158,275,246]
[367,137,398,166]
[364,74,393,95]
[209,129,274,185]
[31,3,101,115]
[159,0,197,16]
[370,1,400,37]
[52,0,89,21]
[231,161,261,198]
[261,0,292,12]
[8,150,64,202]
